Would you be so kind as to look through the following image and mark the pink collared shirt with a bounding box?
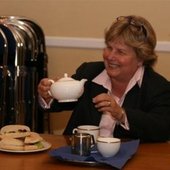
[93,66,144,137]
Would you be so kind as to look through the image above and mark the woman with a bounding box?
[38,15,170,142]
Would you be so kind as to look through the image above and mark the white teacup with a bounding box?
[97,137,121,157]
[72,125,100,142]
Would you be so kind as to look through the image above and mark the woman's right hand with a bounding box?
[38,78,54,103]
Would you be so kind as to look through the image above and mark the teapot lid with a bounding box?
[58,73,74,82]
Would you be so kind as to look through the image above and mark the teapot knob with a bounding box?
[64,73,68,78]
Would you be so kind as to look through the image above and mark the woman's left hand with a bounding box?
[93,93,125,122]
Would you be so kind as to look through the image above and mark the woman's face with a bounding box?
[103,39,143,82]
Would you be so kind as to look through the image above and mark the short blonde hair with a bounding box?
[105,15,157,67]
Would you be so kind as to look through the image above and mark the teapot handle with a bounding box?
[48,79,55,84]
[48,79,55,96]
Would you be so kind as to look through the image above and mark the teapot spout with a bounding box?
[80,78,87,85]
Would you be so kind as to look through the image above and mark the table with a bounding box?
[0,134,169,170]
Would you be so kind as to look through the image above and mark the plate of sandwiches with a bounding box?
[0,124,51,153]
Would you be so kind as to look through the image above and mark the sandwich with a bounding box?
[0,137,24,151]
[0,124,31,138]
[24,132,44,150]
[0,125,45,151]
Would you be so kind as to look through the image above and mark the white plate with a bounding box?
[0,140,51,153]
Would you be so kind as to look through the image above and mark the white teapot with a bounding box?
[49,73,87,102]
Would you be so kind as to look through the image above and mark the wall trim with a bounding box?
[46,36,170,52]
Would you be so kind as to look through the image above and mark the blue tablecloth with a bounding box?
[49,139,140,169]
